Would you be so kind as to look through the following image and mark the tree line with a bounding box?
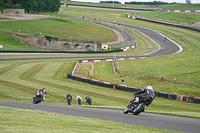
[0,0,61,13]
[100,1,121,4]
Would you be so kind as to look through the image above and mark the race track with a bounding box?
[0,21,192,132]
[0,101,199,133]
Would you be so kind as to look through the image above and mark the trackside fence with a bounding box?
[113,59,200,88]
[66,59,200,104]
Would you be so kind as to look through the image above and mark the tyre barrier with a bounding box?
[67,74,200,104]
[67,74,140,93]
[67,59,200,104]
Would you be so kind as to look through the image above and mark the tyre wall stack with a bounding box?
[67,59,200,104]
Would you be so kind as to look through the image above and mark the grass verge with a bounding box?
[0,106,179,133]
[1,59,199,118]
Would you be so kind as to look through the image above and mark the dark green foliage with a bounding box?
[0,0,61,13]
[100,1,121,4]
[125,1,169,5]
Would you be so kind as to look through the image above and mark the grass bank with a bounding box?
[159,3,200,10]
[76,60,200,97]
[0,59,200,118]
[59,7,200,90]
[0,18,116,43]
[134,11,200,24]
[0,106,178,133]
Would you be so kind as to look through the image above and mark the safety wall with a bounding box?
[67,58,200,104]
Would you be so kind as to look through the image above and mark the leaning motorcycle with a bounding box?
[77,98,82,105]
[124,95,154,115]
[86,99,92,105]
[67,97,72,105]
[33,91,43,104]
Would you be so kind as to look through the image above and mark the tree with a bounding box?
[1,0,61,13]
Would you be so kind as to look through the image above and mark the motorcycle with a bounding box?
[124,95,154,115]
[86,99,92,105]
[33,91,44,104]
[77,98,82,105]
[67,97,72,105]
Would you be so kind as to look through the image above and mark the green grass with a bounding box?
[0,30,45,51]
[0,6,200,120]
[0,59,200,119]
[0,17,116,43]
[134,11,200,24]
[76,60,200,98]
[159,3,200,10]
[0,106,179,133]
[60,6,200,99]
[117,52,200,82]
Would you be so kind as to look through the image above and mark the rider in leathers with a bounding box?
[66,93,72,100]
[76,95,82,103]
[127,86,155,108]
[38,87,47,101]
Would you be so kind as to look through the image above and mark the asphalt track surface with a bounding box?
[1,101,200,133]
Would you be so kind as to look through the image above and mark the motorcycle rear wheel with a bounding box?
[33,97,41,104]
[133,102,145,115]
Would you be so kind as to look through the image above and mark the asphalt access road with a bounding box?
[0,21,181,61]
[0,101,199,133]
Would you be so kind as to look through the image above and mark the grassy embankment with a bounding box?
[133,11,200,24]
[60,6,199,86]
[0,106,179,133]
[0,6,199,132]
[0,14,116,51]
[0,59,200,118]
[159,3,200,10]
[60,6,200,98]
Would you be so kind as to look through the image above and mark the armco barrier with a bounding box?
[0,50,123,53]
[67,59,200,104]
[134,17,200,32]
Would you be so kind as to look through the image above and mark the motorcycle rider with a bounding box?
[76,95,82,105]
[85,95,92,105]
[66,93,72,100]
[85,95,91,101]
[127,86,155,108]
[38,87,47,101]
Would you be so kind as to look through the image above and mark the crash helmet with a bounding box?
[42,87,46,91]
[146,86,154,91]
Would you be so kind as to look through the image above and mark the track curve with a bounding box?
[0,21,182,61]
[0,101,199,133]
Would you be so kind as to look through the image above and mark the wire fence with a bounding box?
[113,59,200,88]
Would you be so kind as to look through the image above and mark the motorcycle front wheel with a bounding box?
[124,108,129,114]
